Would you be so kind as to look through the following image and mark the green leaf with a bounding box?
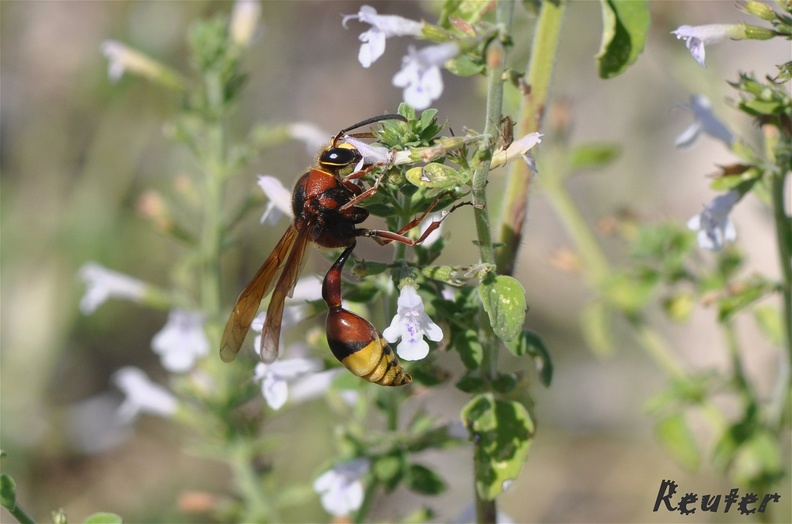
[730,428,784,486]
[600,270,659,315]
[455,329,483,369]
[492,373,518,394]
[478,275,527,341]
[596,0,651,78]
[84,513,124,524]
[462,394,534,500]
[569,143,621,171]
[717,276,775,321]
[439,0,492,27]
[753,305,783,347]
[654,414,700,471]
[445,55,485,77]
[406,162,468,188]
[455,373,488,394]
[662,293,695,323]
[0,473,16,510]
[580,301,614,357]
[505,329,553,387]
[373,452,406,492]
[405,463,447,495]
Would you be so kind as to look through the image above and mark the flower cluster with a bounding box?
[343,5,459,109]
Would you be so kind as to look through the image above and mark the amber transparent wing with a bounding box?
[259,222,311,363]
[219,224,300,363]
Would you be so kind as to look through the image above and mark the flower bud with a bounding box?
[740,1,777,21]
[742,23,776,40]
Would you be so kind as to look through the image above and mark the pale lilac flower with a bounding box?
[230,0,262,48]
[79,262,147,314]
[383,285,443,361]
[675,95,734,148]
[254,358,323,410]
[258,175,293,224]
[313,458,370,516]
[393,42,459,110]
[687,190,740,251]
[100,40,184,89]
[289,369,346,404]
[491,132,543,169]
[151,310,210,373]
[289,122,331,153]
[342,5,423,68]
[342,135,392,171]
[113,367,177,423]
[66,393,132,453]
[671,24,744,67]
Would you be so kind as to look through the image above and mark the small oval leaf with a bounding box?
[478,276,527,341]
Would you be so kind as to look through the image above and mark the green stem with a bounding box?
[201,72,227,335]
[496,0,566,275]
[355,479,379,524]
[769,167,791,428]
[723,321,755,402]
[540,171,610,284]
[471,4,514,523]
[232,443,277,523]
[5,501,36,524]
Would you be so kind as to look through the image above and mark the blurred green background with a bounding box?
[1,1,789,522]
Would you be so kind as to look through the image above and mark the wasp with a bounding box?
[220,114,448,386]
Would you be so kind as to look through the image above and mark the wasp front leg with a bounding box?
[322,241,411,386]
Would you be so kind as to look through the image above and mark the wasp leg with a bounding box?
[322,241,411,386]
[339,169,386,211]
[363,200,473,246]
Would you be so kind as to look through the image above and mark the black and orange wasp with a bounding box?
[219,114,451,386]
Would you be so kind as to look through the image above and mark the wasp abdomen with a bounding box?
[326,308,412,386]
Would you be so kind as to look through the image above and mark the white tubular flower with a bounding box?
[289,369,345,404]
[383,285,443,361]
[100,40,183,89]
[393,42,459,110]
[230,0,262,48]
[289,122,331,153]
[79,262,147,314]
[313,458,370,517]
[687,190,740,251]
[151,310,210,373]
[671,24,744,67]
[253,359,323,410]
[258,175,294,224]
[342,135,392,171]
[342,5,423,68]
[675,95,734,148]
[113,367,178,423]
[490,132,543,169]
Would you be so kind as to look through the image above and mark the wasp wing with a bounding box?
[219,224,300,363]
[258,221,312,363]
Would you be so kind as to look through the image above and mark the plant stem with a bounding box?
[470,3,514,522]
[540,169,610,284]
[6,501,36,524]
[497,0,566,275]
[769,165,791,428]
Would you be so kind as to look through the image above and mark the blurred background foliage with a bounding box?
[1,1,789,522]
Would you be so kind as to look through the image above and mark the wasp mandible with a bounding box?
[220,114,449,386]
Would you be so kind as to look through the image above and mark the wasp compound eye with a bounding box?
[320,147,360,168]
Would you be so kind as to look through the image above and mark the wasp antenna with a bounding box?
[333,113,408,146]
